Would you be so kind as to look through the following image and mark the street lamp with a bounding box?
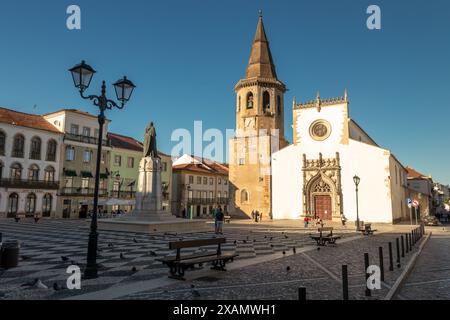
[69,60,135,279]
[353,175,361,231]
[186,184,192,220]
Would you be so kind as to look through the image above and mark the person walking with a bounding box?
[251,210,255,222]
[340,213,347,227]
[215,206,224,234]
[304,216,309,228]
[255,210,260,223]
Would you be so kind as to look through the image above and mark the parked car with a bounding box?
[423,215,439,226]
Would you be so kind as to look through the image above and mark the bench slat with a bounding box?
[156,251,217,263]
[178,253,238,266]
[169,238,226,250]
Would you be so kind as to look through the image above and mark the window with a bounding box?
[0,161,3,179]
[114,155,122,166]
[224,180,228,185]
[28,164,40,181]
[64,177,73,188]
[101,152,106,164]
[46,139,57,161]
[263,91,270,112]
[70,124,79,135]
[83,150,91,163]
[218,178,222,185]
[12,134,25,158]
[202,207,207,215]
[8,193,19,215]
[0,130,5,156]
[246,92,254,109]
[162,162,167,172]
[203,177,208,185]
[224,191,228,198]
[127,157,134,168]
[188,175,194,184]
[218,191,221,199]
[277,96,281,115]
[197,176,202,184]
[82,127,91,137]
[42,194,52,217]
[237,96,241,112]
[66,146,75,161]
[239,158,245,165]
[94,129,99,138]
[209,191,214,199]
[209,177,214,185]
[113,181,120,192]
[29,137,41,160]
[25,193,36,214]
[10,163,22,180]
[188,190,193,200]
[81,177,89,189]
[44,166,55,182]
[241,189,249,203]
[100,179,107,190]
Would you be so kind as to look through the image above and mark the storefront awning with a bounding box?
[81,171,93,178]
[99,173,108,179]
[64,170,77,177]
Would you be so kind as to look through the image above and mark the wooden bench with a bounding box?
[224,215,231,223]
[360,223,377,236]
[310,227,341,246]
[156,238,238,280]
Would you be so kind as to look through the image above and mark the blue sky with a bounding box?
[0,0,449,184]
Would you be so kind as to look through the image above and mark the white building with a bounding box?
[0,107,63,218]
[272,94,409,223]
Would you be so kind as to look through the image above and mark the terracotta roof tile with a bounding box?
[0,107,61,134]
[108,132,143,152]
[406,166,429,179]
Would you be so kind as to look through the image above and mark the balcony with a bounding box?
[60,187,108,196]
[0,178,59,190]
[65,133,110,146]
[187,198,229,205]
[109,190,136,199]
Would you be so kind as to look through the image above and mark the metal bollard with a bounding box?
[409,231,412,250]
[405,234,409,254]
[379,247,385,282]
[342,265,349,300]
[401,235,405,258]
[396,238,401,268]
[388,242,394,271]
[364,252,371,297]
[298,287,306,301]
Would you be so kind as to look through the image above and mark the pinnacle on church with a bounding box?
[245,13,278,79]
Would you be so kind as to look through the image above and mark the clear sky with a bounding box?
[0,0,449,184]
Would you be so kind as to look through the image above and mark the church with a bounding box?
[229,14,409,224]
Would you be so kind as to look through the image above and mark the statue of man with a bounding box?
[143,122,159,158]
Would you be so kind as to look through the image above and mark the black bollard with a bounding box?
[401,235,405,258]
[405,234,409,254]
[342,265,349,300]
[409,232,412,250]
[298,287,306,301]
[364,253,371,297]
[388,242,394,271]
[396,238,401,268]
[379,247,385,282]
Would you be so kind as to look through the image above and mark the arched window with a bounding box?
[0,160,3,179]
[42,193,52,217]
[12,134,25,158]
[25,193,37,214]
[46,139,57,161]
[30,136,42,160]
[8,193,19,215]
[0,130,5,156]
[28,164,40,181]
[10,162,22,180]
[44,166,55,182]
[241,189,249,203]
[277,96,281,115]
[246,92,254,109]
[263,91,270,112]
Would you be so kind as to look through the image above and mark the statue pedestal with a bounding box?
[98,156,207,233]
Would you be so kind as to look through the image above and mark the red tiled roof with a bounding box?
[173,156,229,176]
[108,132,143,152]
[406,166,429,180]
[0,107,61,134]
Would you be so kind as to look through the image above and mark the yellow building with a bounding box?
[229,14,288,219]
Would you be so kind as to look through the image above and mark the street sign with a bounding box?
[407,198,412,209]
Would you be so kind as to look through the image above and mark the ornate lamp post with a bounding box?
[69,60,135,279]
[353,175,361,231]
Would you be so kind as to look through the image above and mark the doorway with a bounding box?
[314,195,332,220]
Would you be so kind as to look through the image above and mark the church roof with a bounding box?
[406,166,431,180]
[245,14,278,79]
[0,107,61,134]
[173,154,228,176]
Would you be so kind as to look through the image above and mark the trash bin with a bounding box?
[0,240,20,269]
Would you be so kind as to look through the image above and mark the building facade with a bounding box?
[0,107,62,218]
[172,154,229,218]
[406,166,434,218]
[43,109,111,219]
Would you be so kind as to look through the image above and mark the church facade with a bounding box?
[230,15,409,223]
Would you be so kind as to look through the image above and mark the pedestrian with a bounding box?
[215,205,224,234]
[340,213,347,227]
[255,211,260,223]
[260,212,263,222]
[182,208,186,218]
[251,210,255,222]
[304,216,309,228]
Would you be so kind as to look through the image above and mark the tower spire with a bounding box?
[245,13,278,79]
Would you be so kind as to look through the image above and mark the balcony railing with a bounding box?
[109,190,136,199]
[60,187,108,196]
[0,178,59,190]
[187,197,229,205]
[65,133,110,146]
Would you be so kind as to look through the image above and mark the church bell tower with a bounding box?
[229,12,287,219]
